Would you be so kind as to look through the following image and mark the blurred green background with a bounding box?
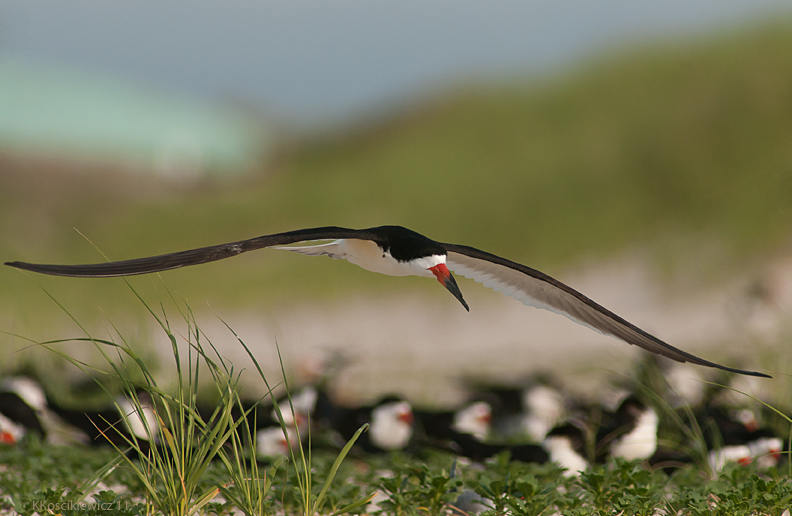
[2,15,791,400]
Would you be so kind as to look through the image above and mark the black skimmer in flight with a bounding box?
[5,225,769,378]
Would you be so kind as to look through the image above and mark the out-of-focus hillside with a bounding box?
[2,21,792,326]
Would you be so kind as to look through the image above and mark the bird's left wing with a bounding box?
[442,243,769,378]
[4,227,370,278]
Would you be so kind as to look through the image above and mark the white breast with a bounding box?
[451,402,491,441]
[370,401,414,450]
[610,408,658,461]
[256,426,296,458]
[522,385,565,441]
[748,437,783,469]
[116,397,159,441]
[543,435,588,476]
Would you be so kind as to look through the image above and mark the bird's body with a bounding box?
[280,238,444,279]
[5,224,769,378]
[0,391,44,443]
[542,423,588,476]
[415,400,493,443]
[608,406,659,462]
[49,392,160,451]
[596,396,659,462]
[441,428,549,464]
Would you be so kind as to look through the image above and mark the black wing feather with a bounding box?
[4,226,371,278]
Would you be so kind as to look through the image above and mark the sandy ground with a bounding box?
[139,251,792,407]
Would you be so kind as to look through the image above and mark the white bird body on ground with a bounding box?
[522,384,566,441]
[5,225,769,378]
[609,407,659,461]
[115,395,160,442]
[369,400,414,451]
[709,445,752,472]
[1,377,48,413]
[748,436,783,469]
[543,427,588,477]
[256,425,298,459]
[0,413,26,444]
[450,401,492,441]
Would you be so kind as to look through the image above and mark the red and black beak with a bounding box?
[430,263,469,311]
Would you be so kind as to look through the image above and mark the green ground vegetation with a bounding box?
[2,438,791,515]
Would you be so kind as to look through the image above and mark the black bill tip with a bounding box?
[444,274,469,312]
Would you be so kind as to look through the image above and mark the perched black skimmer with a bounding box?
[746,430,783,470]
[50,389,160,452]
[322,395,415,453]
[468,377,566,441]
[255,424,299,460]
[415,400,493,442]
[542,423,588,476]
[257,385,320,458]
[0,377,97,446]
[697,404,783,470]
[5,225,768,377]
[253,388,412,458]
[441,429,549,464]
[708,444,752,472]
[596,396,659,462]
[521,382,567,442]
[0,378,47,444]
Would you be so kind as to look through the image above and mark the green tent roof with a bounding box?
[0,57,273,178]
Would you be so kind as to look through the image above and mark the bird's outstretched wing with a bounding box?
[4,227,369,278]
[442,243,769,378]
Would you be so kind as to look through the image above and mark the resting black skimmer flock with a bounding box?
[5,225,768,378]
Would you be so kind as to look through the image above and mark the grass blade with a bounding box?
[313,423,369,514]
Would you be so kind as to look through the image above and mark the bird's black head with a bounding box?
[368,225,446,261]
[368,226,469,311]
[546,423,586,451]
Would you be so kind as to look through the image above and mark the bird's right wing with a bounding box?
[442,243,769,378]
[271,241,346,259]
[4,227,369,278]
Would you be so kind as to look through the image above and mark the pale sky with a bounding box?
[1,1,789,126]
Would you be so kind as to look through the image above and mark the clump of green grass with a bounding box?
[5,278,373,516]
[218,318,374,516]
